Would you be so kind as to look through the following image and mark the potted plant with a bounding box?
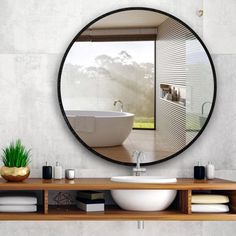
[0,139,31,182]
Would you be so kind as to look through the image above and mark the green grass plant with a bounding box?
[2,139,31,167]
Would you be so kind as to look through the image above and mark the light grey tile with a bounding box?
[203,0,236,54]
[145,221,203,236]
[0,221,82,236]
[202,221,236,236]
[0,1,84,54]
[82,221,203,236]
[0,0,203,54]
[214,170,236,181]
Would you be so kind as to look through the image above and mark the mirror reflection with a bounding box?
[60,9,215,164]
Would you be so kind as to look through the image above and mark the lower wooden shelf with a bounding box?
[48,206,183,221]
[0,206,236,221]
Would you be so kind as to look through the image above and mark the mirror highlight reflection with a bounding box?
[60,9,215,164]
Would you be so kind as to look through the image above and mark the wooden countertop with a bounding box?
[0,178,236,190]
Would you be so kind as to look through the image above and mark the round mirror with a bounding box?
[58,7,216,166]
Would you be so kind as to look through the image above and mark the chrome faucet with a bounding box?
[132,151,146,176]
[201,101,211,115]
[113,100,123,112]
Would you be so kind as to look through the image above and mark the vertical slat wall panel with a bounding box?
[156,19,189,86]
[158,99,186,152]
[156,18,190,151]
[185,36,214,141]
[156,17,213,151]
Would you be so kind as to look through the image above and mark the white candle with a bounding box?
[65,169,75,180]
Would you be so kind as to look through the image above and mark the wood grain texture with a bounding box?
[0,178,236,221]
[0,206,236,221]
[0,178,236,190]
[178,190,192,214]
[227,190,236,213]
[43,190,48,214]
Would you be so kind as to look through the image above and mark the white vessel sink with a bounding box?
[110,176,177,211]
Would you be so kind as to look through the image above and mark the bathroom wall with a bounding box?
[0,0,236,235]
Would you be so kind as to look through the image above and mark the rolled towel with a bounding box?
[192,204,229,213]
[0,195,37,205]
[0,205,37,212]
[192,194,229,204]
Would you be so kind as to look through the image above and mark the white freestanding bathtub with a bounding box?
[66,110,134,147]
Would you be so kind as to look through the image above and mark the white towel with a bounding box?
[0,195,37,205]
[0,205,37,212]
[192,194,229,204]
[192,204,229,213]
[75,116,95,133]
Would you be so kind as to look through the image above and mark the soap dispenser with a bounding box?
[54,162,63,180]
[194,161,205,180]
[206,162,215,180]
[42,162,52,180]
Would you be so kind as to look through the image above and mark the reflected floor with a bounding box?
[93,129,177,164]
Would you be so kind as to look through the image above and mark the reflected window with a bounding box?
[64,41,155,129]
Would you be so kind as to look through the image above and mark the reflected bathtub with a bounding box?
[66,110,134,147]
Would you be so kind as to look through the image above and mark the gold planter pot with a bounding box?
[0,166,30,182]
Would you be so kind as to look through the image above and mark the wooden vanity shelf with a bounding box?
[0,178,236,221]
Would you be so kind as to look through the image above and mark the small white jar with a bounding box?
[206,162,215,180]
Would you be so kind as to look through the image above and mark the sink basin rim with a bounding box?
[111,176,177,184]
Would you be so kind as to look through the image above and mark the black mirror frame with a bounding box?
[57,7,217,166]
